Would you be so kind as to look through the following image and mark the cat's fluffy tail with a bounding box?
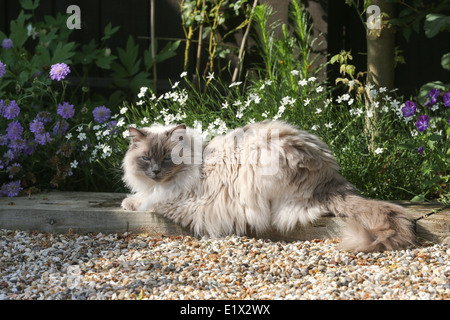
[328,194,416,252]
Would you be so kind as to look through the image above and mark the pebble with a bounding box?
[0,229,448,300]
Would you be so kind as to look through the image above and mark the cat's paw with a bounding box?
[121,197,141,211]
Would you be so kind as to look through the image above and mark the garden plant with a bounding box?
[0,0,449,206]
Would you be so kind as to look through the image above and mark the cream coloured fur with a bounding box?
[121,120,416,252]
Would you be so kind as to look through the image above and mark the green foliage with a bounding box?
[0,1,180,195]
[1,0,448,204]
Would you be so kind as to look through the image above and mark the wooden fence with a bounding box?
[1,0,449,96]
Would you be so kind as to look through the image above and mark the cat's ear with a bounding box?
[167,124,186,137]
[128,127,147,144]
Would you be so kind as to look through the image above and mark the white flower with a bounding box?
[229,81,242,88]
[366,109,375,118]
[411,130,418,137]
[298,79,308,86]
[206,72,214,80]
[350,108,364,117]
[304,98,311,106]
[137,87,148,98]
[172,81,180,89]
[77,132,87,141]
[141,117,149,124]
[70,160,78,169]
[311,125,320,131]
[264,79,272,85]
[308,76,317,82]
[117,118,126,127]
[379,87,387,93]
[236,111,243,119]
[250,93,261,104]
[291,70,299,76]
[281,96,296,106]
[123,130,130,138]
[348,98,354,106]
[180,71,187,78]
[82,144,88,152]
[390,99,400,109]
[248,118,255,124]
[262,111,268,118]
[341,93,350,101]
[375,147,384,155]
[316,86,323,93]
[136,100,144,106]
[348,80,355,88]
[324,122,333,129]
[76,126,83,132]
[65,133,72,139]
[315,108,322,114]
[221,101,229,109]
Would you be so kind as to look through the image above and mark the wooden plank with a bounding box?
[1,192,447,244]
[0,192,191,236]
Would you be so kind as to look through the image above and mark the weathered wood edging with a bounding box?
[0,191,448,244]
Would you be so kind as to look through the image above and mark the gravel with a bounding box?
[0,229,448,300]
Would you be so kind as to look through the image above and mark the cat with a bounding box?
[121,120,416,252]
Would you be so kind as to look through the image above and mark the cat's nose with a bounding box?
[152,168,161,175]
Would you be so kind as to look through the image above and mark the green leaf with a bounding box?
[10,11,31,48]
[424,14,450,38]
[95,55,116,69]
[411,194,426,202]
[51,42,76,64]
[20,0,39,10]
[101,23,120,42]
[441,52,450,71]
[117,36,140,75]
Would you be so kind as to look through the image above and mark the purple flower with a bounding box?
[6,121,24,140]
[0,61,5,78]
[9,138,26,151]
[424,89,440,108]
[37,111,53,124]
[448,117,450,126]
[52,120,70,137]
[35,132,51,146]
[2,100,20,120]
[49,63,71,81]
[443,92,450,107]
[29,119,45,134]
[57,102,75,119]
[92,106,111,123]
[417,146,424,156]
[1,180,23,197]
[0,135,8,146]
[401,100,416,117]
[1,38,13,50]
[415,115,430,132]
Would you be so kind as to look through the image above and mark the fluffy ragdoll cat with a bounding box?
[121,120,416,252]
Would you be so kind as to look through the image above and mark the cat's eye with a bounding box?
[164,154,172,161]
[141,156,151,161]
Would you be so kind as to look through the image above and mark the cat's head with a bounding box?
[123,124,190,184]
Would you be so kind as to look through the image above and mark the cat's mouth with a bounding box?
[144,172,164,182]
